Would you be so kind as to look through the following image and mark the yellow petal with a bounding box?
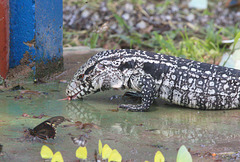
[76,146,87,160]
[102,144,112,160]
[40,145,53,159]
[154,151,165,162]
[145,161,150,162]
[98,139,102,155]
[108,149,122,162]
[51,151,64,162]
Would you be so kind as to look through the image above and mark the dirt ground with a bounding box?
[58,47,104,80]
[2,47,240,161]
[1,46,104,89]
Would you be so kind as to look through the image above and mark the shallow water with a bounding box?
[1,82,240,161]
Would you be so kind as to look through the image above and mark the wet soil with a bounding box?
[1,48,240,161]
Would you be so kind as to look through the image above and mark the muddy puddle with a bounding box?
[1,82,240,161]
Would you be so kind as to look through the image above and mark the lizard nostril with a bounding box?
[66,90,71,95]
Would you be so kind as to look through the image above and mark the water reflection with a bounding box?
[65,99,240,145]
[66,101,100,124]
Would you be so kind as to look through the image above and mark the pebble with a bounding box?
[63,1,240,35]
[122,13,130,20]
[100,2,108,12]
[165,15,172,21]
[146,4,155,14]
[91,13,100,22]
[136,21,147,29]
[186,14,195,22]
[124,3,134,12]
[116,27,124,34]
[110,22,117,30]
[171,5,179,12]
[236,12,240,17]
[128,17,136,27]
[81,10,91,18]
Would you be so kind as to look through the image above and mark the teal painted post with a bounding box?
[9,0,63,78]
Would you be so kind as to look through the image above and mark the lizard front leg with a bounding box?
[119,75,156,112]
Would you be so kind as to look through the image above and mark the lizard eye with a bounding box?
[78,74,84,80]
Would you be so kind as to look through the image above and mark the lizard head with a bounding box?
[66,51,125,100]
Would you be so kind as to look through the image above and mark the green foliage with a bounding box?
[131,0,144,5]
[89,33,99,49]
[222,31,240,66]
[113,14,130,32]
[202,9,213,16]
[63,1,236,64]
[204,22,222,48]
[220,23,240,39]
[233,32,240,51]
[152,29,222,63]
[156,0,172,14]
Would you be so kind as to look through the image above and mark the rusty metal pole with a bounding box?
[0,0,9,79]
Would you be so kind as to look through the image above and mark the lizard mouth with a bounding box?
[68,91,81,100]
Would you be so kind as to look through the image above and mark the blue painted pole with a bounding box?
[9,0,63,78]
[9,1,35,68]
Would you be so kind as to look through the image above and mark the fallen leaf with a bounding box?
[32,114,46,119]
[22,113,30,118]
[59,80,67,83]
[63,121,99,129]
[58,97,69,101]
[14,95,24,100]
[107,108,119,112]
[81,123,100,129]
[20,90,43,95]
[10,85,25,91]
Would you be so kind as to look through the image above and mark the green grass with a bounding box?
[63,0,236,64]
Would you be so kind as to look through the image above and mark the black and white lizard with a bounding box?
[66,49,240,111]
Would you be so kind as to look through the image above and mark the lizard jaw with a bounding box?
[67,91,81,100]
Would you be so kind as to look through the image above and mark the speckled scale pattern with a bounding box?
[66,49,240,111]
